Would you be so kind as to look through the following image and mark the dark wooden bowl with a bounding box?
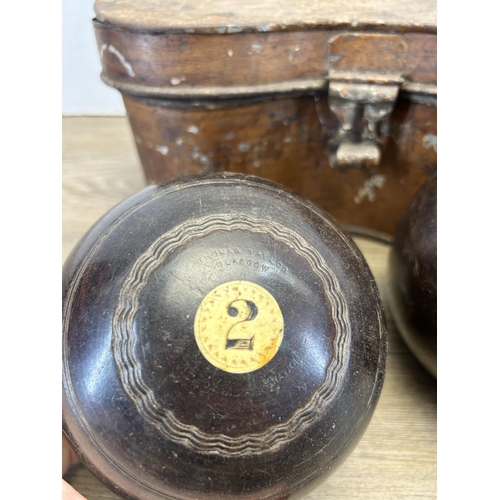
[388,174,437,377]
[63,173,387,500]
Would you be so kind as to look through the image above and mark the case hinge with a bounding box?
[327,33,408,168]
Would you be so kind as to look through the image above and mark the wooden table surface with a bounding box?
[62,117,437,500]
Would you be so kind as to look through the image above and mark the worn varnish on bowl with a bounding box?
[388,174,437,377]
[63,173,387,500]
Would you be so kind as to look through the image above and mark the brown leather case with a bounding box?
[94,0,437,236]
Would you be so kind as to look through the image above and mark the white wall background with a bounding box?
[63,0,125,115]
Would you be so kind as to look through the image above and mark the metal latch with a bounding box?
[327,33,408,168]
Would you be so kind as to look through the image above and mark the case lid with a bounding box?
[95,0,436,33]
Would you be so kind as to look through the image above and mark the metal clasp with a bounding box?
[327,33,408,168]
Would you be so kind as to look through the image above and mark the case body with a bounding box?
[94,0,437,236]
